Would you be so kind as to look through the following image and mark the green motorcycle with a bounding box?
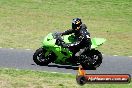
[33,32,106,69]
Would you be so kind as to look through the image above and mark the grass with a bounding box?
[0,68,131,88]
[0,0,132,56]
[0,1,131,87]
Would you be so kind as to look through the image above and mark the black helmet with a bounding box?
[72,18,82,30]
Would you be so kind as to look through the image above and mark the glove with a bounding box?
[56,32,63,36]
[59,32,63,36]
[56,38,69,48]
[55,39,61,46]
[61,42,69,48]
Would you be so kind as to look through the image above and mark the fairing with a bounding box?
[91,38,106,49]
[42,33,106,64]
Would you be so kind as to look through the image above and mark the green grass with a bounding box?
[0,68,131,88]
[0,0,132,56]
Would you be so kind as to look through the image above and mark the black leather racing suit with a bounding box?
[61,24,92,58]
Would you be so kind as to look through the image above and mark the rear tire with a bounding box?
[80,49,103,69]
[33,48,55,66]
[89,49,103,68]
[80,55,95,70]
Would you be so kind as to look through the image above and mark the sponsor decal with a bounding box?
[76,65,131,85]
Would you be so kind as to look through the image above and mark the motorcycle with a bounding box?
[33,32,106,69]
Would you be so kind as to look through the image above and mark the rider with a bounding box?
[60,18,92,61]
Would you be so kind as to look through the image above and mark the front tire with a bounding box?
[33,48,55,66]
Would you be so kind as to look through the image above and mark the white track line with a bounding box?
[128,56,132,58]
[113,55,118,56]
[9,48,14,50]
[49,71,72,74]
[25,49,31,51]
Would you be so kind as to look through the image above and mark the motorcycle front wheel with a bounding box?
[33,48,55,66]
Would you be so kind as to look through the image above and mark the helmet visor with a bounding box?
[72,23,80,30]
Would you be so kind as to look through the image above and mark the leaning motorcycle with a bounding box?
[33,32,106,69]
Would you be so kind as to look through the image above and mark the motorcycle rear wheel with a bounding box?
[89,49,103,68]
[81,49,103,69]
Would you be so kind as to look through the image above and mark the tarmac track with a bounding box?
[0,48,132,76]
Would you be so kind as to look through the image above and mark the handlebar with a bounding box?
[52,32,64,46]
[52,32,63,42]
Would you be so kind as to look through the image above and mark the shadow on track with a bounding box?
[31,63,96,70]
[48,64,78,70]
[48,64,96,70]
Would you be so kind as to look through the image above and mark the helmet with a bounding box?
[72,18,82,30]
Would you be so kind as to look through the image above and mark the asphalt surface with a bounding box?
[0,48,132,76]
